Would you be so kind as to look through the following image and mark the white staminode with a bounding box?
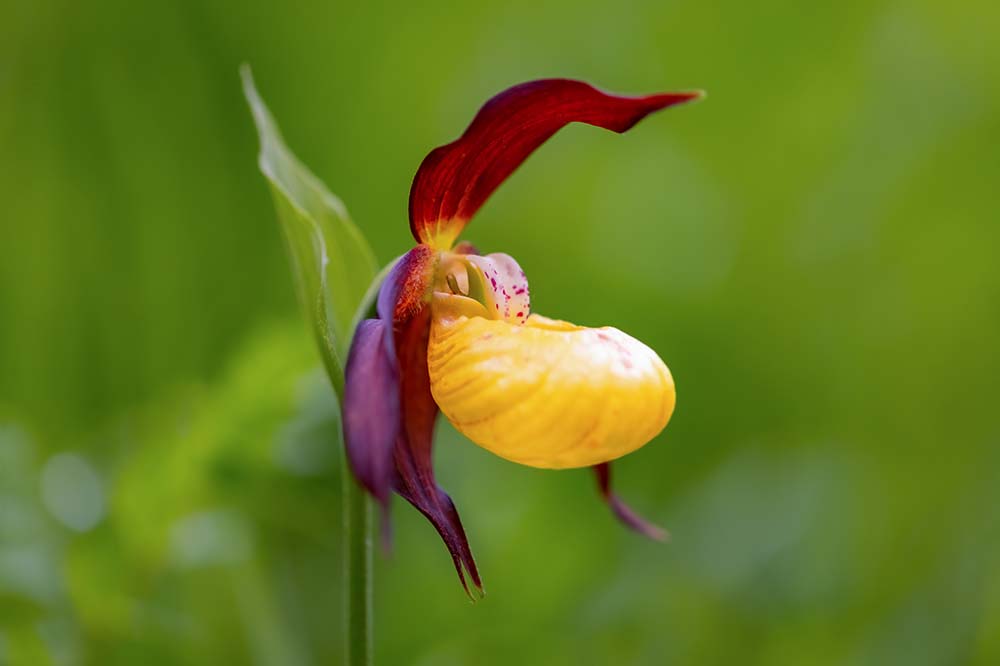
[462,253,531,324]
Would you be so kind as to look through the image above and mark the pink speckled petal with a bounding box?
[463,253,531,324]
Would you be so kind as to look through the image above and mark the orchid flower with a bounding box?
[344,79,701,596]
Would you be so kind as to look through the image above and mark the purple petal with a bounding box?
[342,319,399,510]
[593,463,668,542]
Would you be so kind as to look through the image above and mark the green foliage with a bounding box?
[1,324,347,664]
[242,66,377,395]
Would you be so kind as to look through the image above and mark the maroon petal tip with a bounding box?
[391,305,484,597]
[396,478,484,599]
[594,463,669,542]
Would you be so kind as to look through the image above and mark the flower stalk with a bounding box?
[342,444,373,666]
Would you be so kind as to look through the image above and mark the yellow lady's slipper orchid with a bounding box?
[343,79,701,595]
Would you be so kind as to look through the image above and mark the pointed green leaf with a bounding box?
[241,65,377,397]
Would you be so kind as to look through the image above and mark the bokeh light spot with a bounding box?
[39,453,105,532]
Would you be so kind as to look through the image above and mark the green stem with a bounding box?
[342,444,373,666]
[335,262,391,666]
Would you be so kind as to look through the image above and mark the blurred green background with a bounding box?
[2,0,999,663]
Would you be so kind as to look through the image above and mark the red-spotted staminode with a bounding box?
[344,79,702,596]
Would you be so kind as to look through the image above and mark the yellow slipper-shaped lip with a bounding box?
[428,292,676,469]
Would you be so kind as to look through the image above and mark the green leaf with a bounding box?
[241,65,378,397]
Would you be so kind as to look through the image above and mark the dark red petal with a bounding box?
[377,244,437,332]
[393,305,483,598]
[593,463,668,542]
[409,79,703,247]
[343,318,399,509]
[347,244,481,594]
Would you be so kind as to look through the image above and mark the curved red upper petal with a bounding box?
[409,79,702,248]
